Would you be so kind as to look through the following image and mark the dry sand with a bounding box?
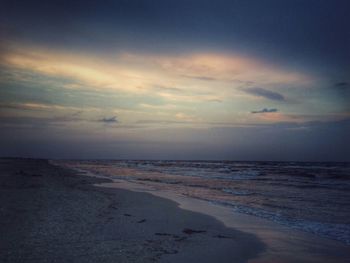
[0,158,264,262]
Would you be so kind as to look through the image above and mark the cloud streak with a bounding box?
[99,116,118,124]
[2,46,310,96]
[244,87,285,101]
[251,108,278,114]
[334,82,349,91]
[335,82,349,87]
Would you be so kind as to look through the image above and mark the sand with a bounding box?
[0,158,264,263]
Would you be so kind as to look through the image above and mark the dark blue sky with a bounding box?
[2,0,349,69]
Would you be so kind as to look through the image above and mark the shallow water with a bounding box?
[62,160,350,244]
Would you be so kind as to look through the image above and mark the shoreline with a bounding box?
[1,158,265,263]
[61,162,350,263]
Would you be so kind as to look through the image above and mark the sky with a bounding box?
[0,0,349,161]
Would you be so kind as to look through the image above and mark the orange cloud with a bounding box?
[2,46,312,97]
[1,44,318,126]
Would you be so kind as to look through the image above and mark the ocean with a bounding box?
[64,160,350,244]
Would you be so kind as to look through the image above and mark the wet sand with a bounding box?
[105,180,350,263]
[0,158,264,263]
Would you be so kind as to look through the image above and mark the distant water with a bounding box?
[66,160,350,244]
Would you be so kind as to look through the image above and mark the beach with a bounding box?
[1,158,349,263]
[2,1,349,262]
[0,158,264,262]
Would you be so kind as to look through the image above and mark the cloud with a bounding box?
[2,45,310,110]
[181,75,217,81]
[151,85,183,93]
[139,103,178,110]
[99,116,118,124]
[153,53,308,84]
[206,98,223,103]
[3,45,309,91]
[251,108,278,114]
[244,87,285,101]
[175,112,196,122]
[0,113,86,128]
[335,82,349,87]
[136,119,189,125]
[0,102,81,111]
[334,82,349,91]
